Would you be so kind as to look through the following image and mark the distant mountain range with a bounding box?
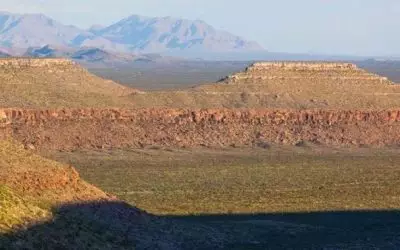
[0,11,263,56]
[21,45,181,67]
[0,11,383,64]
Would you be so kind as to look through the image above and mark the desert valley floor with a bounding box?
[1,59,400,249]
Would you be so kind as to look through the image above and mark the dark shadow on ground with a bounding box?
[1,201,400,249]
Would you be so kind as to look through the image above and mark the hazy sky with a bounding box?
[1,0,399,56]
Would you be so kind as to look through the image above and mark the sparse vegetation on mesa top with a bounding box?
[129,62,400,109]
[0,58,135,108]
[2,59,400,109]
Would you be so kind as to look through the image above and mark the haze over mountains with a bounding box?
[0,11,263,58]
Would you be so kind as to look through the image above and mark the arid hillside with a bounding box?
[1,60,400,249]
[0,141,182,249]
[1,60,400,150]
[130,62,400,109]
[1,60,400,110]
[0,58,135,108]
[0,140,122,247]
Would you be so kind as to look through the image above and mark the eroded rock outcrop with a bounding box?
[1,108,400,150]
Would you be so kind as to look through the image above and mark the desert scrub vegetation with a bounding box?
[0,186,50,233]
[47,146,400,215]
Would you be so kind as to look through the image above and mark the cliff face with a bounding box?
[1,108,400,150]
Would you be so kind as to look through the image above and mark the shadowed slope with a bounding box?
[2,202,400,249]
[0,140,125,246]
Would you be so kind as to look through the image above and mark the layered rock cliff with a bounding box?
[1,108,400,150]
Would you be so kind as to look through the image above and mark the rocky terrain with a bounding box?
[1,59,400,150]
[1,108,400,151]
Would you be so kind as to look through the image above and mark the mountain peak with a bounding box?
[97,14,263,53]
[0,11,264,58]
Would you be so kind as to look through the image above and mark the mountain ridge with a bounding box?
[0,11,264,56]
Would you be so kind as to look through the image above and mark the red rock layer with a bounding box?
[1,108,400,150]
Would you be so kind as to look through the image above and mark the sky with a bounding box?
[0,0,399,56]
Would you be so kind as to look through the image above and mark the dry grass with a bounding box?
[126,64,400,109]
[3,141,400,249]
[0,186,50,233]
[2,60,400,109]
[128,78,400,109]
[0,62,134,108]
[42,146,400,248]
[47,146,400,215]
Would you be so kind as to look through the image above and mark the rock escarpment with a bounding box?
[1,108,400,150]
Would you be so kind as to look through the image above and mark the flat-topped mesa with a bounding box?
[0,58,84,72]
[247,62,358,71]
[0,58,136,108]
[0,58,76,67]
[221,61,391,84]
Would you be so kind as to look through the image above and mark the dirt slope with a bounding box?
[0,58,136,108]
